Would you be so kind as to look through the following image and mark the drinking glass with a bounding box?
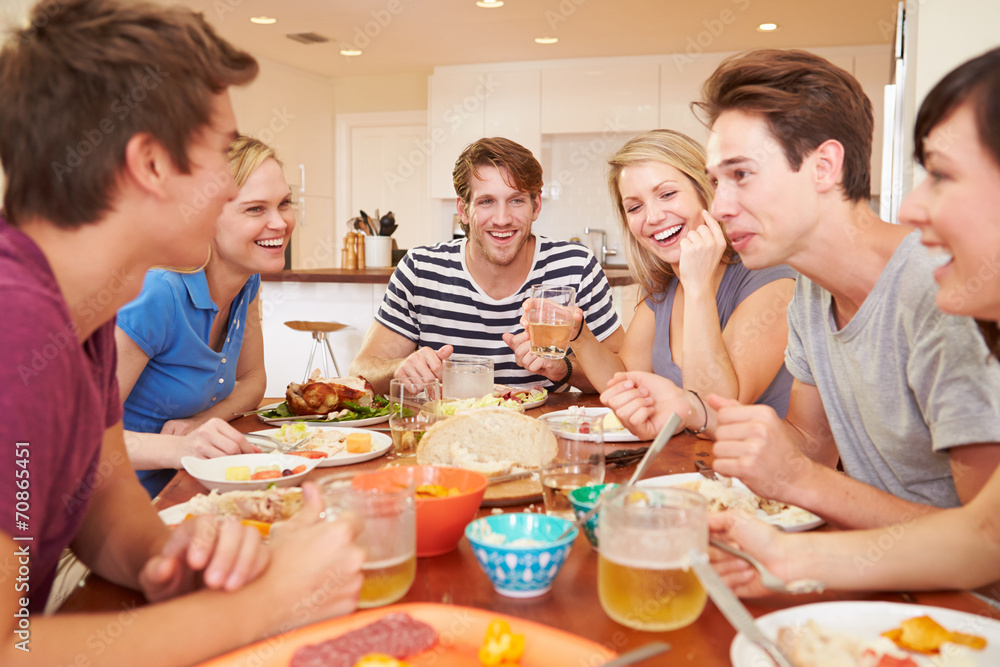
[319,471,416,609]
[389,377,442,456]
[538,413,605,519]
[527,284,577,360]
[442,354,494,399]
[598,485,708,631]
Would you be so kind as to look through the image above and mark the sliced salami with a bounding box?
[290,613,438,667]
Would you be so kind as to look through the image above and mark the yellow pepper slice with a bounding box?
[478,620,525,666]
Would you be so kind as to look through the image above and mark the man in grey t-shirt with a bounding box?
[602,50,1000,530]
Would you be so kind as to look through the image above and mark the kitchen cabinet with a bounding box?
[540,63,659,134]
[659,54,726,145]
[230,57,336,269]
[428,69,541,198]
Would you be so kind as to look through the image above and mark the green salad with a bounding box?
[437,387,547,415]
[259,394,390,422]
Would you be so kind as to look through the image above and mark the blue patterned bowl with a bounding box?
[465,513,577,598]
[568,483,619,549]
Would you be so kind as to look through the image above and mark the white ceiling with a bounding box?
[168,0,900,79]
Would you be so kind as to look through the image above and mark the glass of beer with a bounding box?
[538,413,605,519]
[598,485,708,631]
[389,377,443,456]
[527,284,577,359]
[319,471,416,609]
[441,354,494,399]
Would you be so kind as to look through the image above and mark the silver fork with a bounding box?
[710,538,825,594]
[246,432,317,454]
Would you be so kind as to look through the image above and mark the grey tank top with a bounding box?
[648,261,797,417]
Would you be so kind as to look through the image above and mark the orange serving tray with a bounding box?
[197,602,617,667]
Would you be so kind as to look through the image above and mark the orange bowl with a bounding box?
[372,465,488,557]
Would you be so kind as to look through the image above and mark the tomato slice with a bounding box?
[286,450,327,459]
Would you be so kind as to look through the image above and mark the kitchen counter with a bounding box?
[261,266,635,286]
[261,268,395,284]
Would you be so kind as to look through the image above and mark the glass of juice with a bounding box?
[598,486,708,631]
[537,413,605,519]
[527,284,577,359]
[389,377,442,456]
[319,471,416,609]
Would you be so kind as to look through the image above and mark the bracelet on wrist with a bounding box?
[686,389,708,435]
[570,320,583,342]
[549,356,573,392]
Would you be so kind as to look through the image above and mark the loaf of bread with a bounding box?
[416,409,557,477]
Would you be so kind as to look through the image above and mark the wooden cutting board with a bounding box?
[481,477,542,507]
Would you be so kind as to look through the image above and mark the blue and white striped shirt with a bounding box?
[375,236,621,389]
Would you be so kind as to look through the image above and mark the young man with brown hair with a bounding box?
[603,49,1000,529]
[0,1,362,663]
[352,137,624,394]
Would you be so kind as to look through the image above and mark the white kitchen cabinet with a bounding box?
[484,69,542,158]
[659,54,727,145]
[428,69,542,198]
[541,63,659,134]
[230,57,336,269]
[428,71,488,198]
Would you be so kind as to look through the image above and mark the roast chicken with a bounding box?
[285,373,376,415]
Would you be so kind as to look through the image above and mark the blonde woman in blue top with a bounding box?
[116,136,295,495]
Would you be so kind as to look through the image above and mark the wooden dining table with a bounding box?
[61,392,1000,665]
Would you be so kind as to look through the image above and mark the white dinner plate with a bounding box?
[541,407,640,442]
[254,401,390,427]
[249,427,392,468]
[638,473,824,531]
[731,601,1000,666]
[181,453,322,492]
[158,502,191,527]
[494,384,548,410]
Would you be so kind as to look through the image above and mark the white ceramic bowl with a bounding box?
[181,453,321,492]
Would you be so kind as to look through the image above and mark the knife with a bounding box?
[688,550,794,667]
[486,471,536,485]
[599,641,671,666]
[626,412,682,486]
[694,459,719,481]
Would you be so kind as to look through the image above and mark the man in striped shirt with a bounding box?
[351,137,624,394]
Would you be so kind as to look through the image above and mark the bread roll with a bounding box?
[416,409,557,477]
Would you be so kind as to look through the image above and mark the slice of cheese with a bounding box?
[602,410,623,432]
[345,432,372,453]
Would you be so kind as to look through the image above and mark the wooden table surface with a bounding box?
[61,392,1000,665]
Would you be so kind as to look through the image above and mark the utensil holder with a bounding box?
[365,235,393,268]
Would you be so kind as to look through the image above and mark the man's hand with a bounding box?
[709,395,816,504]
[600,371,693,439]
[504,298,584,381]
[708,511,789,598]
[161,417,259,465]
[502,330,566,381]
[138,514,269,602]
[266,482,366,627]
[394,345,453,382]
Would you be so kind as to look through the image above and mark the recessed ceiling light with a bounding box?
[757,23,779,32]
[340,47,363,57]
[249,16,277,25]
[535,37,558,45]
[476,0,503,7]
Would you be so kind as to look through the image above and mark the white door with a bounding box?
[348,123,433,256]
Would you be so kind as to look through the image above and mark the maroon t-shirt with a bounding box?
[0,216,122,611]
